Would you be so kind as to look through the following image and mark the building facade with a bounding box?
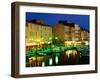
[26,20,89,47]
[26,20,52,49]
[53,21,81,41]
[80,29,89,41]
[53,21,89,46]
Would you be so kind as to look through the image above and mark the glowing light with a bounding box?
[29,38,34,41]
[64,41,82,46]
[29,58,33,64]
[26,42,36,46]
[36,39,41,42]
[49,58,53,65]
[49,37,52,40]
[32,57,36,61]
[42,61,45,67]
[65,50,78,57]
[40,42,44,44]
[85,41,89,45]
[48,41,51,44]
[55,37,58,39]
[55,56,58,64]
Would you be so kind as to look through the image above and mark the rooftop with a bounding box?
[26,19,52,27]
[58,20,75,27]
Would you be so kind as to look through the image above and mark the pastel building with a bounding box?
[26,20,52,49]
[53,21,81,41]
[80,29,89,41]
[26,20,89,47]
[53,21,89,45]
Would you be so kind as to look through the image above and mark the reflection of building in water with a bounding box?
[27,49,80,67]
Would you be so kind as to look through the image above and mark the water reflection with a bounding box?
[42,61,45,67]
[26,49,85,67]
[49,58,53,65]
[55,56,59,64]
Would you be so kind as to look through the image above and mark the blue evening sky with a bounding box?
[26,12,89,30]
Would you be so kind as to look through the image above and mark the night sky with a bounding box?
[26,12,89,31]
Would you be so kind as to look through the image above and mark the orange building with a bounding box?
[80,29,89,41]
[53,21,81,41]
[53,21,89,46]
